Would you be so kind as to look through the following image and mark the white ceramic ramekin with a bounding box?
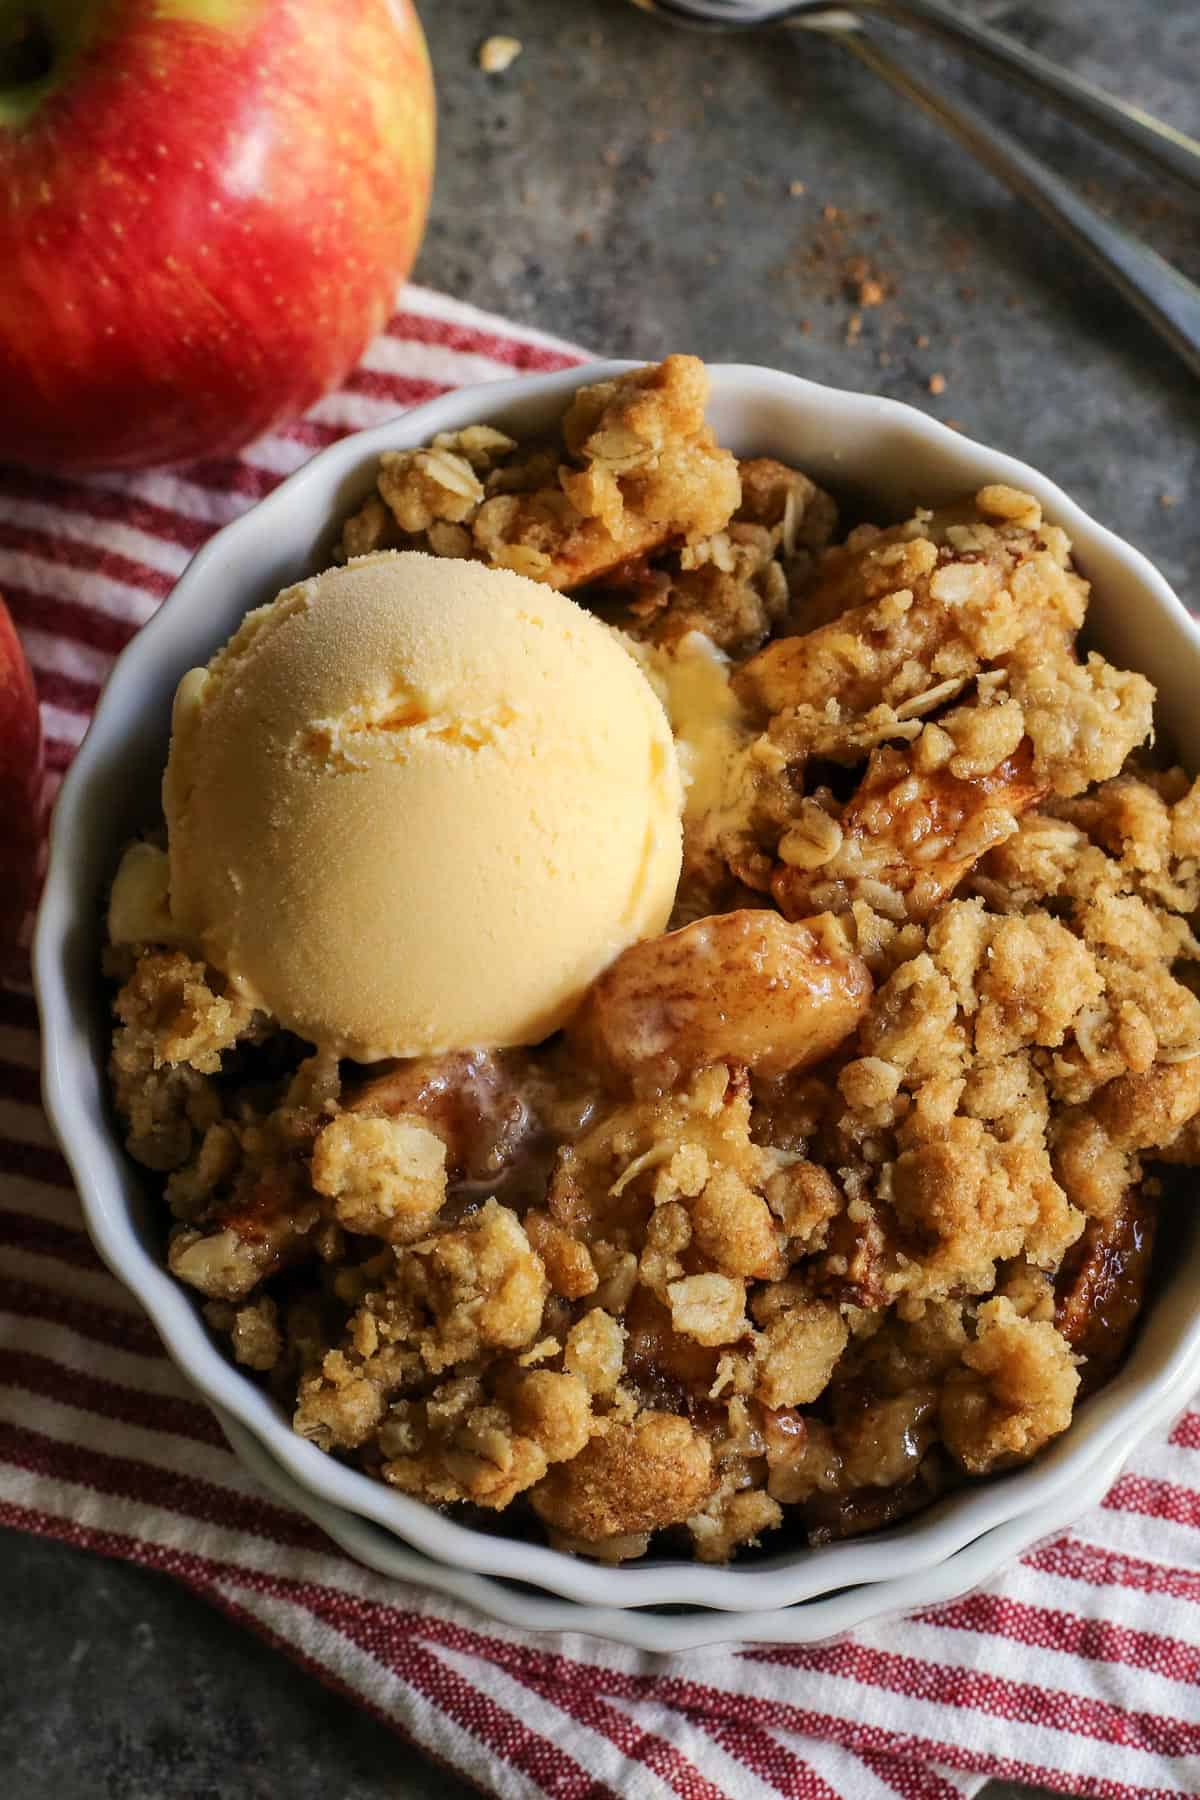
[36,363,1200,1621]
[214,1402,1146,1651]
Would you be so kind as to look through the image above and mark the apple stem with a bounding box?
[0,12,51,88]
[0,1,101,129]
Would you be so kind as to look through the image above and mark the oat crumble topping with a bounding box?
[105,357,1200,1562]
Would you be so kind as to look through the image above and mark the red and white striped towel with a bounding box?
[3,287,1198,1800]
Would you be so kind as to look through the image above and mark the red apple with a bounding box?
[0,0,435,471]
[0,595,44,961]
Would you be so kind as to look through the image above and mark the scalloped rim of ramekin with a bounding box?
[217,1399,1144,1651]
[35,361,1200,1614]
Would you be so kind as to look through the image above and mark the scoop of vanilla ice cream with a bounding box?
[163,551,683,1061]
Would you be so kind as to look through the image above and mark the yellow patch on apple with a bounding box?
[152,0,260,27]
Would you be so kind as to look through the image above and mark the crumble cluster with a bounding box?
[107,357,1200,1563]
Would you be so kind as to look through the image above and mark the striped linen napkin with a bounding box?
[2,285,1198,1800]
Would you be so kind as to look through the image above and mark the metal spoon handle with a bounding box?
[861,0,1200,195]
[838,29,1200,379]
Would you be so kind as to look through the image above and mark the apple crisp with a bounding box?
[105,357,1200,1563]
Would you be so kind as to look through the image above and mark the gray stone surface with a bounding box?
[425,0,1196,598]
[0,1529,464,1800]
[8,0,1194,1794]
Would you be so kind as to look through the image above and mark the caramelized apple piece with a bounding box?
[569,908,872,1092]
[773,740,1047,924]
[1054,1183,1157,1397]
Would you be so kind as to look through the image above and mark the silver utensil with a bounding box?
[634,0,1200,192]
[631,0,1200,377]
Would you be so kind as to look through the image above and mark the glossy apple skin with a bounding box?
[0,597,44,960]
[0,0,435,471]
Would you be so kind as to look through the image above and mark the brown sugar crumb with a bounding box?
[843,257,889,309]
[928,373,947,396]
[789,179,807,196]
[478,35,522,74]
[110,356,1200,1566]
[531,1411,715,1544]
[755,1300,848,1408]
[205,1297,282,1372]
[311,1112,447,1244]
[940,1297,1079,1474]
